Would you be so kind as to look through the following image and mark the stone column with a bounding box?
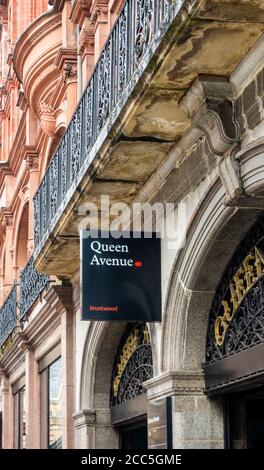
[25,149,39,257]
[54,285,75,449]
[61,63,78,121]
[91,1,109,62]
[1,111,8,160]
[145,372,224,449]
[73,409,119,449]
[1,372,12,448]
[94,409,119,449]
[73,409,96,449]
[22,341,40,449]
[2,215,15,292]
[79,19,95,86]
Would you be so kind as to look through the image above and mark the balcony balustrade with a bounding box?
[32,0,264,278]
[19,256,50,321]
[0,284,17,349]
[33,0,174,258]
[0,256,49,350]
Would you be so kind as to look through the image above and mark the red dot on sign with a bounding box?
[135,261,142,267]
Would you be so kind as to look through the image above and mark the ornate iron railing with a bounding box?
[205,215,264,363]
[0,259,50,349]
[0,284,17,348]
[33,0,185,255]
[110,322,153,406]
[20,256,50,320]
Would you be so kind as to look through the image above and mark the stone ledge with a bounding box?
[73,409,96,429]
[144,371,205,400]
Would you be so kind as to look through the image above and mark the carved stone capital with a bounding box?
[90,3,108,26]
[23,146,39,171]
[38,101,56,137]
[25,155,39,171]
[73,409,96,428]
[70,0,91,25]
[0,366,9,381]
[180,76,237,155]
[144,371,205,400]
[61,62,78,84]
[18,333,32,353]
[79,19,94,56]
[39,100,55,117]
[2,214,13,229]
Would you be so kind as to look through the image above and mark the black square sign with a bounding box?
[80,230,161,322]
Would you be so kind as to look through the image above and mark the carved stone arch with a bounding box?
[79,321,127,411]
[160,177,262,375]
[80,321,154,411]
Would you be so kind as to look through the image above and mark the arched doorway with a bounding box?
[110,322,153,449]
[204,215,264,448]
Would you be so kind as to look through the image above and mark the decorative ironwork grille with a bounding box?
[206,216,264,364]
[20,256,49,320]
[110,322,153,406]
[0,284,17,348]
[33,0,185,256]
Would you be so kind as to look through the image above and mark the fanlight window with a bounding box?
[110,323,153,407]
[206,216,264,364]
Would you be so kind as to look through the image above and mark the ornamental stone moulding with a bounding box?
[61,62,78,84]
[2,214,13,229]
[79,18,94,56]
[90,2,108,27]
[70,0,91,25]
[38,100,56,137]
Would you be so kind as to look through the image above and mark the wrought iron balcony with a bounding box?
[0,257,49,350]
[33,0,176,258]
[33,0,264,277]
[0,284,17,349]
[20,256,50,321]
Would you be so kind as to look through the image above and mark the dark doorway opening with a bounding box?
[246,396,264,448]
[225,387,264,448]
[119,420,148,449]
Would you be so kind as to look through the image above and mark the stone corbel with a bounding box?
[23,145,39,171]
[2,213,14,230]
[218,144,264,209]
[70,0,91,25]
[54,48,78,89]
[180,75,237,155]
[79,18,94,58]
[61,62,78,85]
[90,0,108,30]
[38,100,56,137]
[17,333,32,353]
[0,366,8,380]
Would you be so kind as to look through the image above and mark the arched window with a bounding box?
[205,215,264,392]
[110,322,153,407]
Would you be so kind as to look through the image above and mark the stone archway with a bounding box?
[151,177,263,447]
[76,321,155,449]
